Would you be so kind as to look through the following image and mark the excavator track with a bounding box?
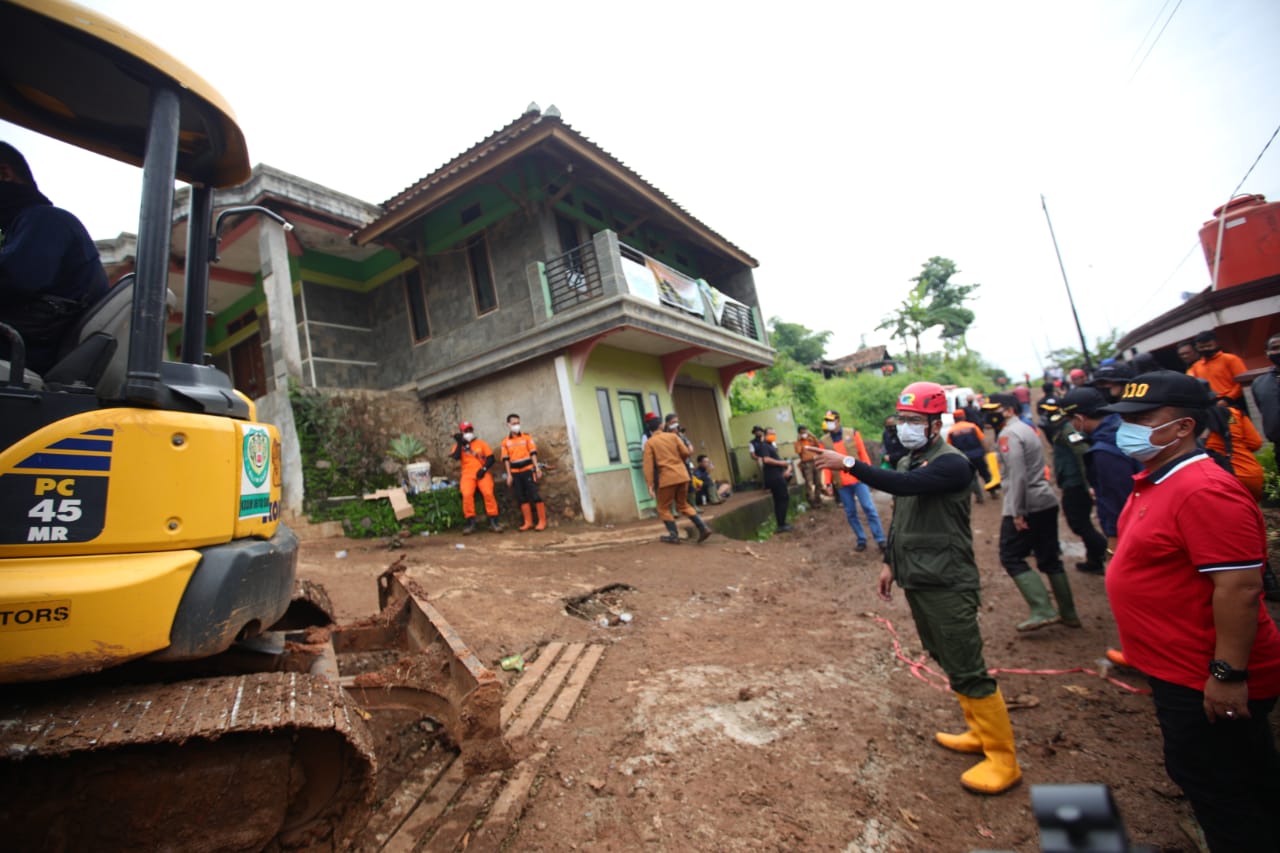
[0,670,376,852]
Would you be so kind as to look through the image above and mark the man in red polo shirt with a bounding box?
[1103,370,1279,853]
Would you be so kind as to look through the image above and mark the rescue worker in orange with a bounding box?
[945,409,989,504]
[1203,395,1266,501]
[820,410,886,556]
[1186,330,1248,412]
[641,413,712,544]
[450,420,501,534]
[501,413,546,531]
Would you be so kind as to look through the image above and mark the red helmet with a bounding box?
[459,421,474,432]
[897,381,948,415]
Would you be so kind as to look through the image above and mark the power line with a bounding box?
[1228,121,1280,199]
[1127,0,1183,84]
[1126,0,1174,71]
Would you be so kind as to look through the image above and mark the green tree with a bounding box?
[1046,328,1124,371]
[877,257,980,368]
[876,285,932,368]
[767,318,832,365]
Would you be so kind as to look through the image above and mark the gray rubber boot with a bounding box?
[660,521,681,544]
[692,515,712,543]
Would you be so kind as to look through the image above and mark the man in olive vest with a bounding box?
[811,381,1021,795]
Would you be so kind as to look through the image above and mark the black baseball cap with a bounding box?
[1100,371,1213,414]
[1090,362,1133,385]
[984,393,1018,411]
[752,424,765,433]
[1060,387,1108,416]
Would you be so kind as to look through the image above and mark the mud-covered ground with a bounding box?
[299,492,1280,852]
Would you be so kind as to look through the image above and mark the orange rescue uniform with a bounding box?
[1187,350,1248,402]
[821,430,871,489]
[1204,406,1265,500]
[452,437,498,519]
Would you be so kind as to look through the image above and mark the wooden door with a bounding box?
[230,334,267,400]
[671,384,729,488]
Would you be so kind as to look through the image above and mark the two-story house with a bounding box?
[104,105,774,524]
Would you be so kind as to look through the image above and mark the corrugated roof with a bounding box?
[820,345,892,371]
[356,107,757,267]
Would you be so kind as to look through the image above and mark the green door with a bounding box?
[618,393,654,511]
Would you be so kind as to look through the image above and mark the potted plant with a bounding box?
[388,433,430,494]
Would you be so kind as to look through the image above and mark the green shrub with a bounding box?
[290,384,398,514]
[313,487,465,538]
[1258,444,1279,504]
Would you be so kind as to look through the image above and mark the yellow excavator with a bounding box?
[0,2,506,849]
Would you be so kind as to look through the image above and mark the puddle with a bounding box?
[710,489,795,540]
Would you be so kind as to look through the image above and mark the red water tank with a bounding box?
[1198,194,1280,289]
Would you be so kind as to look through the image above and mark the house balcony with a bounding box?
[413,229,774,397]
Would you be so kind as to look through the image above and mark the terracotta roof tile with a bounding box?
[368,108,755,265]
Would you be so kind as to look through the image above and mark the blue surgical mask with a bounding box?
[1115,418,1185,461]
[896,421,928,450]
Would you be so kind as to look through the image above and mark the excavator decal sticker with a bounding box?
[0,429,111,544]
[238,424,274,520]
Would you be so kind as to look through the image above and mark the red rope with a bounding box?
[872,616,1150,695]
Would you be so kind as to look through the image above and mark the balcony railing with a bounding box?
[542,234,761,343]
[545,240,602,313]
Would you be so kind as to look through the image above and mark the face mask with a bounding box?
[1198,348,1217,359]
[1269,353,1280,368]
[1115,418,1185,461]
[462,431,475,442]
[509,425,521,434]
[823,420,836,432]
[668,422,679,432]
[896,421,928,450]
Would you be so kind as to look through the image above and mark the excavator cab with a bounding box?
[0,5,510,848]
[0,0,296,680]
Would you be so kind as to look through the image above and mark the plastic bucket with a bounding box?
[405,462,432,494]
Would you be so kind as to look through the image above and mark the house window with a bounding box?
[404,267,430,342]
[597,388,620,463]
[466,234,497,315]
[555,214,580,255]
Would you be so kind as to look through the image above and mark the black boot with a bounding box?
[692,515,712,543]
[489,517,503,533]
[660,520,681,544]
[462,518,476,536]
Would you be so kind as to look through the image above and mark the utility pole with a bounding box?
[1041,194,1093,373]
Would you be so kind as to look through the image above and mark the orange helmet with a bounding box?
[459,421,474,432]
[897,381,948,415]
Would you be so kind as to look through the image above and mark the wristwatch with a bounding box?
[842,455,856,470]
[1208,659,1248,682]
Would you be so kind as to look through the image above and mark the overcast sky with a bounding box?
[5,0,1278,377]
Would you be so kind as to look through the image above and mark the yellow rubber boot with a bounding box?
[935,693,983,754]
[518,504,534,531]
[959,689,1022,795]
[534,502,547,531]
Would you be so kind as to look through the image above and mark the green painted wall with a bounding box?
[410,159,708,283]
[572,345,670,471]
